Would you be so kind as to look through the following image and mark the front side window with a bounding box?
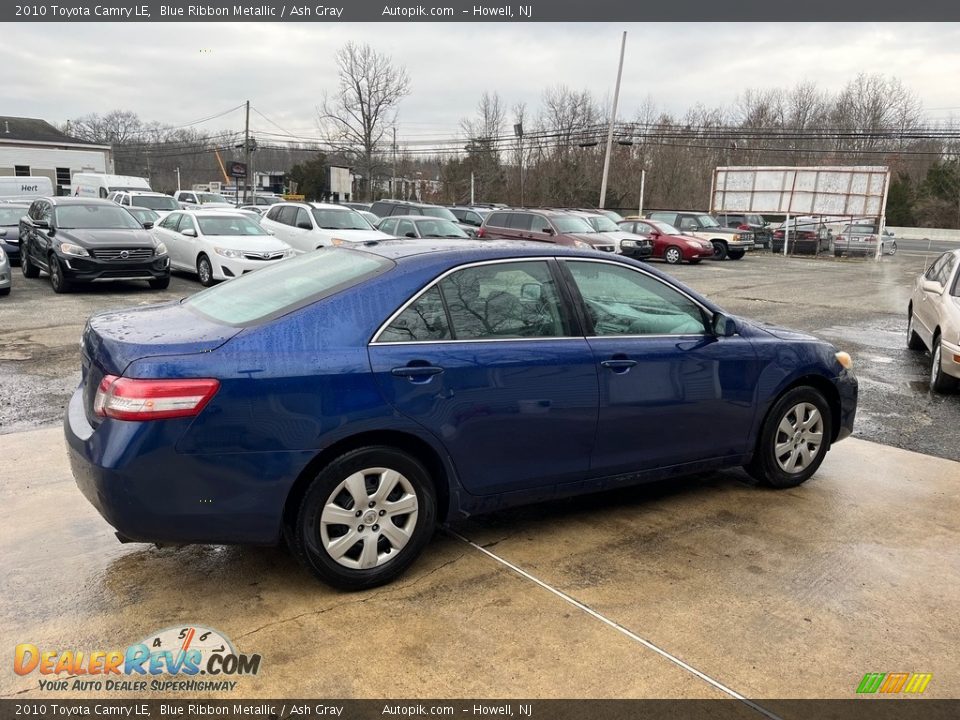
[396,220,416,237]
[178,215,197,233]
[266,205,283,221]
[552,216,595,234]
[925,253,948,282]
[439,261,568,340]
[565,260,707,336]
[158,212,181,230]
[379,218,397,235]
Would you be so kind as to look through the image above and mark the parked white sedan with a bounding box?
[907,249,960,393]
[260,202,391,253]
[153,210,293,286]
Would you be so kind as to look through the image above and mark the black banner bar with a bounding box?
[1,700,959,720]
[5,0,960,22]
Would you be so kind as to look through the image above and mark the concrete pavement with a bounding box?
[1,425,957,702]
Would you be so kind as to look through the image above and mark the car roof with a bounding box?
[383,215,454,222]
[358,238,601,262]
[46,197,115,206]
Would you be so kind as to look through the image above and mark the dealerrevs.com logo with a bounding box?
[14,625,261,693]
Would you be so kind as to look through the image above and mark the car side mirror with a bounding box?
[142,221,154,230]
[182,228,197,237]
[712,312,738,337]
[404,231,417,238]
[297,220,313,230]
[921,279,942,294]
[542,227,554,235]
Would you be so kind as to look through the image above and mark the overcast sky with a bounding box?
[4,22,960,144]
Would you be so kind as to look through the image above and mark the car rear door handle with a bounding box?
[600,358,637,372]
[391,365,444,382]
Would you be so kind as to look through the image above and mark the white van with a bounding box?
[71,173,151,199]
[0,176,54,202]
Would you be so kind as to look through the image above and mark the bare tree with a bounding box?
[317,42,411,200]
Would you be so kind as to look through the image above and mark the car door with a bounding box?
[154,212,185,269]
[368,258,599,496]
[560,258,760,475]
[175,214,201,271]
[24,200,53,268]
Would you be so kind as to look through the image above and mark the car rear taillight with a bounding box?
[93,375,220,421]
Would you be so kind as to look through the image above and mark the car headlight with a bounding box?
[331,238,349,247]
[153,241,167,256]
[621,239,637,247]
[59,242,89,257]
[573,239,592,249]
[282,248,296,258]
[214,247,243,259]
[835,351,853,369]
[732,233,741,241]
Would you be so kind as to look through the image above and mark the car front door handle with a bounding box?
[600,358,638,373]
[391,365,444,383]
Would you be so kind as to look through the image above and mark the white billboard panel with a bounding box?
[711,166,889,217]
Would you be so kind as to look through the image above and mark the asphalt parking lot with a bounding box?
[1,248,959,707]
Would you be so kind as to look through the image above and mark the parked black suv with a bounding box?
[19,197,170,293]
[478,209,617,252]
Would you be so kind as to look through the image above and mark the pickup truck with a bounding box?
[646,211,754,260]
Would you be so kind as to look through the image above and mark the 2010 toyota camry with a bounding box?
[65,240,858,590]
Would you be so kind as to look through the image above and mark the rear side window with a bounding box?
[277,206,299,226]
[378,286,451,343]
[265,205,283,221]
[187,248,394,326]
[649,212,676,224]
[507,213,534,231]
[485,212,508,228]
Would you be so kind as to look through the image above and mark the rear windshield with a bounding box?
[0,208,25,226]
[185,247,393,326]
[131,195,179,211]
[55,204,143,230]
[421,207,458,221]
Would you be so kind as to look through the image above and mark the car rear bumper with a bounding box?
[60,253,170,282]
[64,386,311,545]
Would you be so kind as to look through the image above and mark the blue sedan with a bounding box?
[66,240,857,589]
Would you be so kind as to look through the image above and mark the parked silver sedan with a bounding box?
[0,246,10,295]
[907,249,960,393]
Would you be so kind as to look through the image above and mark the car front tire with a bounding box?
[930,335,958,394]
[746,386,832,489]
[49,255,72,294]
[293,446,437,590]
[197,254,215,287]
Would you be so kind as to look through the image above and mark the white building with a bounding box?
[0,116,113,196]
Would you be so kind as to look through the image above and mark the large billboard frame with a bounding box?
[710,166,891,260]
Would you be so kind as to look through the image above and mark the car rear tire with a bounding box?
[930,335,958,394]
[197,254,215,287]
[149,277,170,290]
[664,246,682,265]
[292,446,437,590]
[728,250,745,260]
[906,308,925,351]
[49,255,72,294]
[0,287,9,296]
[21,244,39,278]
[888,241,897,256]
[711,241,728,261]
[746,386,832,489]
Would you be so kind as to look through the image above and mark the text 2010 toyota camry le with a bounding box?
[66,240,857,590]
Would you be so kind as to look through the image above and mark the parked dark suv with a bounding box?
[478,209,617,252]
[713,212,771,249]
[370,199,476,236]
[19,197,170,293]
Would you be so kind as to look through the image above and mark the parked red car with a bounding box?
[618,219,714,264]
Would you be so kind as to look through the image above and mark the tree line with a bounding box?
[61,44,960,226]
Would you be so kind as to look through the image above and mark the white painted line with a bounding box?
[449,529,783,720]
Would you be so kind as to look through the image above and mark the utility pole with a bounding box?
[243,100,250,203]
[514,122,524,206]
[599,30,627,209]
[470,171,475,205]
[392,127,398,198]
